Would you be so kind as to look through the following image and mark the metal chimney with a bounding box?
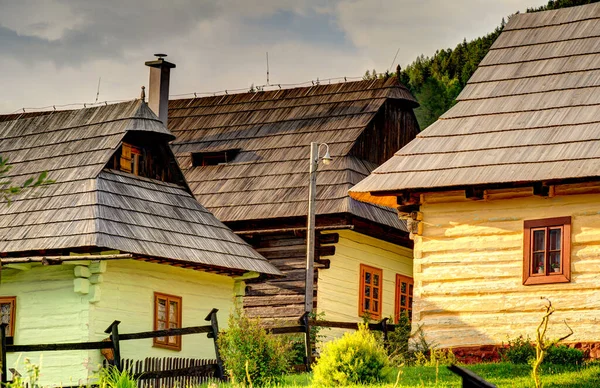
[145,54,176,127]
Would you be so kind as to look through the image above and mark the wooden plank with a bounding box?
[119,325,212,341]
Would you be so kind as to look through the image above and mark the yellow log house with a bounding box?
[351,3,600,358]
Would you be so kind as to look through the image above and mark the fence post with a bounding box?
[299,312,311,372]
[379,318,389,348]
[104,320,122,371]
[205,308,224,380]
[0,323,7,385]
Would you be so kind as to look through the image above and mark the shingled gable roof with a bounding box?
[0,100,281,276]
[351,3,600,207]
[169,77,417,231]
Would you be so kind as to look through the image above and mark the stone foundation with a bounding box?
[448,342,600,364]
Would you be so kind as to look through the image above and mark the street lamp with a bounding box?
[304,142,332,313]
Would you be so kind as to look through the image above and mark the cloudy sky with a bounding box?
[0,0,548,113]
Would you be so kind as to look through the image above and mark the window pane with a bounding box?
[373,288,379,299]
[549,229,561,251]
[533,230,545,251]
[169,301,178,324]
[373,301,378,313]
[401,282,407,293]
[157,299,167,321]
[365,286,370,297]
[365,272,371,284]
[401,295,406,307]
[409,297,413,308]
[0,303,10,324]
[549,252,561,272]
[364,299,370,311]
[533,252,545,273]
[409,284,413,295]
[373,274,379,286]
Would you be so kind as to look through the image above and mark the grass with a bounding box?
[206,362,600,387]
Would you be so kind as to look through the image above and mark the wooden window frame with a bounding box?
[394,274,414,323]
[523,216,571,285]
[153,292,182,351]
[359,264,383,320]
[0,297,16,337]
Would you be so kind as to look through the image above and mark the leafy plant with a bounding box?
[217,307,292,387]
[5,358,40,388]
[545,345,584,366]
[97,366,138,388]
[312,323,390,386]
[0,157,53,205]
[414,348,456,367]
[501,335,536,364]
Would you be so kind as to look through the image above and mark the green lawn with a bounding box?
[211,362,600,387]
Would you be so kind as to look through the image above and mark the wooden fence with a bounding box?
[0,309,397,385]
[0,308,223,385]
[268,312,397,372]
[109,357,218,388]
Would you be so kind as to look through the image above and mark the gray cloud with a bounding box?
[0,0,549,113]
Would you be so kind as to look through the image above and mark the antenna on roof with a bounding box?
[266,52,270,85]
[389,48,400,72]
[95,77,102,103]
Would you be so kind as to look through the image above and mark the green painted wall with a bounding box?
[0,264,90,387]
[0,260,238,386]
[88,260,236,370]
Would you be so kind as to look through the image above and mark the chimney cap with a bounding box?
[145,54,176,69]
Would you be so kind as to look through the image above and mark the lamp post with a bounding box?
[304,142,332,313]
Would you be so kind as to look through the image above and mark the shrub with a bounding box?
[312,324,390,386]
[217,308,292,387]
[414,348,456,367]
[545,345,585,366]
[501,335,536,364]
[98,366,138,388]
[387,312,411,365]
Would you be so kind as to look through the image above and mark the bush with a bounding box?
[98,366,138,388]
[501,335,536,364]
[217,308,292,387]
[387,312,411,365]
[545,345,585,366]
[312,324,390,386]
[414,348,456,367]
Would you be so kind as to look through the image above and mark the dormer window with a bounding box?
[120,143,143,175]
[192,149,239,167]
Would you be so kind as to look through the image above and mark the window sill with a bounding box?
[153,342,182,351]
[523,274,570,285]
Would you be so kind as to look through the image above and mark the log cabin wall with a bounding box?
[414,183,600,349]
[242,231,337,322]
[350,100,420,165]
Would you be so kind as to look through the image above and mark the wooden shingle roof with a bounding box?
[169,78,417,230]
[0,100,281,276]
[351,3,600,205]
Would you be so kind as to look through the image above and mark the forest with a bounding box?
[365,0,599,129]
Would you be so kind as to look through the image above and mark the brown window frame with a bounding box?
[359,264,382,320]
[0,296,16,337]
[523,216,571,285]
[153,292,182,351]
[394,274,414,323]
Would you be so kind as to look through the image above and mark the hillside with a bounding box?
[366,0,599,130]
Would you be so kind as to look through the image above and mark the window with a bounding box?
[394,275,413,323]
[120,143,143,175]
[192,149,240,167]
[0,297,16,337]
[359,265,382,320]
[523,216,571,285]
[153,293,182,350]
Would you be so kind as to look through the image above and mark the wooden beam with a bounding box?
[235,225,353,235]
[0,254,132,265]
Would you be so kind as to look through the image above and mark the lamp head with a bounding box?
[322,149,332,165]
